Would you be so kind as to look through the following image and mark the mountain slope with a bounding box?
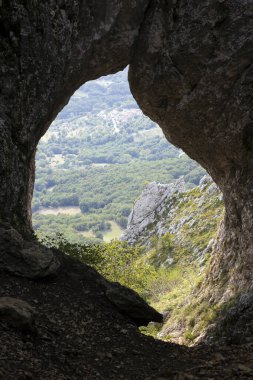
[123,175,223,265]
[122,176,224,343]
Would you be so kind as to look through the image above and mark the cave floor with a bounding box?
[0,251,252,380]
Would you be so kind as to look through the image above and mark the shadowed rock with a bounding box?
[105,282,163,326]
[0,297,36,332]
[0,223,60,278]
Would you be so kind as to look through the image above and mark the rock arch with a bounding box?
[1,1,253,300]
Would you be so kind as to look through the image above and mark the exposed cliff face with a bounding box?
[122,178,186,246]
[123,176,223,265]
[129,0,253,298]
[122,177,225,343]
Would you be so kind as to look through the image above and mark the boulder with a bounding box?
[0,297,36,332]
[0,225,60,279]
[105,282,163,326]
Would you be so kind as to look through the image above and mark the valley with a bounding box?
[33,69,205,243]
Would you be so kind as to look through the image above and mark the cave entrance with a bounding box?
[32,68,223,343]
[33,68,206,244]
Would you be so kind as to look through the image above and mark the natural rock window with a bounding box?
[1,0,253,357]
[32,69,205,245]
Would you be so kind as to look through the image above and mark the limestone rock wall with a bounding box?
[129,0,253,297]
[122,178,186,246]
[122,176,223,267]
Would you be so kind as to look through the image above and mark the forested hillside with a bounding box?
[33,69,205,242]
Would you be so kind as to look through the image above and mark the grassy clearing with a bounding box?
[103,221,124,242]
[79,230,96,238]
[36,206,81,215]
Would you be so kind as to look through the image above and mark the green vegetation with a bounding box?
[39,177,224,345]
[39,230,207,343]
[40,232,199,304]
[103,221,124,242]
[34,69,225,344]
[40,233,104,267]
[33,69,205,243]
[138,182,224,343]
[138,182,224,268]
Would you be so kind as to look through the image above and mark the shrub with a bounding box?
[39,232,105,268]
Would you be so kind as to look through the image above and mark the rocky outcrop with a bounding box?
[122,178,185,246]
[208,289,253,345]
[123,176,223,266]
[105,282,163,326]
[0,221,59,278]
[0,297,36,332]
[129,0,253,299]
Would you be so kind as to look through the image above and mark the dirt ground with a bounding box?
[0,251,252,380]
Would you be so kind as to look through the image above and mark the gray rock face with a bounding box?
[105,282,163,326]
[122,178,185,246]
[0,297,36,332]
[122,176,222,266]
[129,1,253,297]
[206,289,253,344]
[199,175,213,192]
